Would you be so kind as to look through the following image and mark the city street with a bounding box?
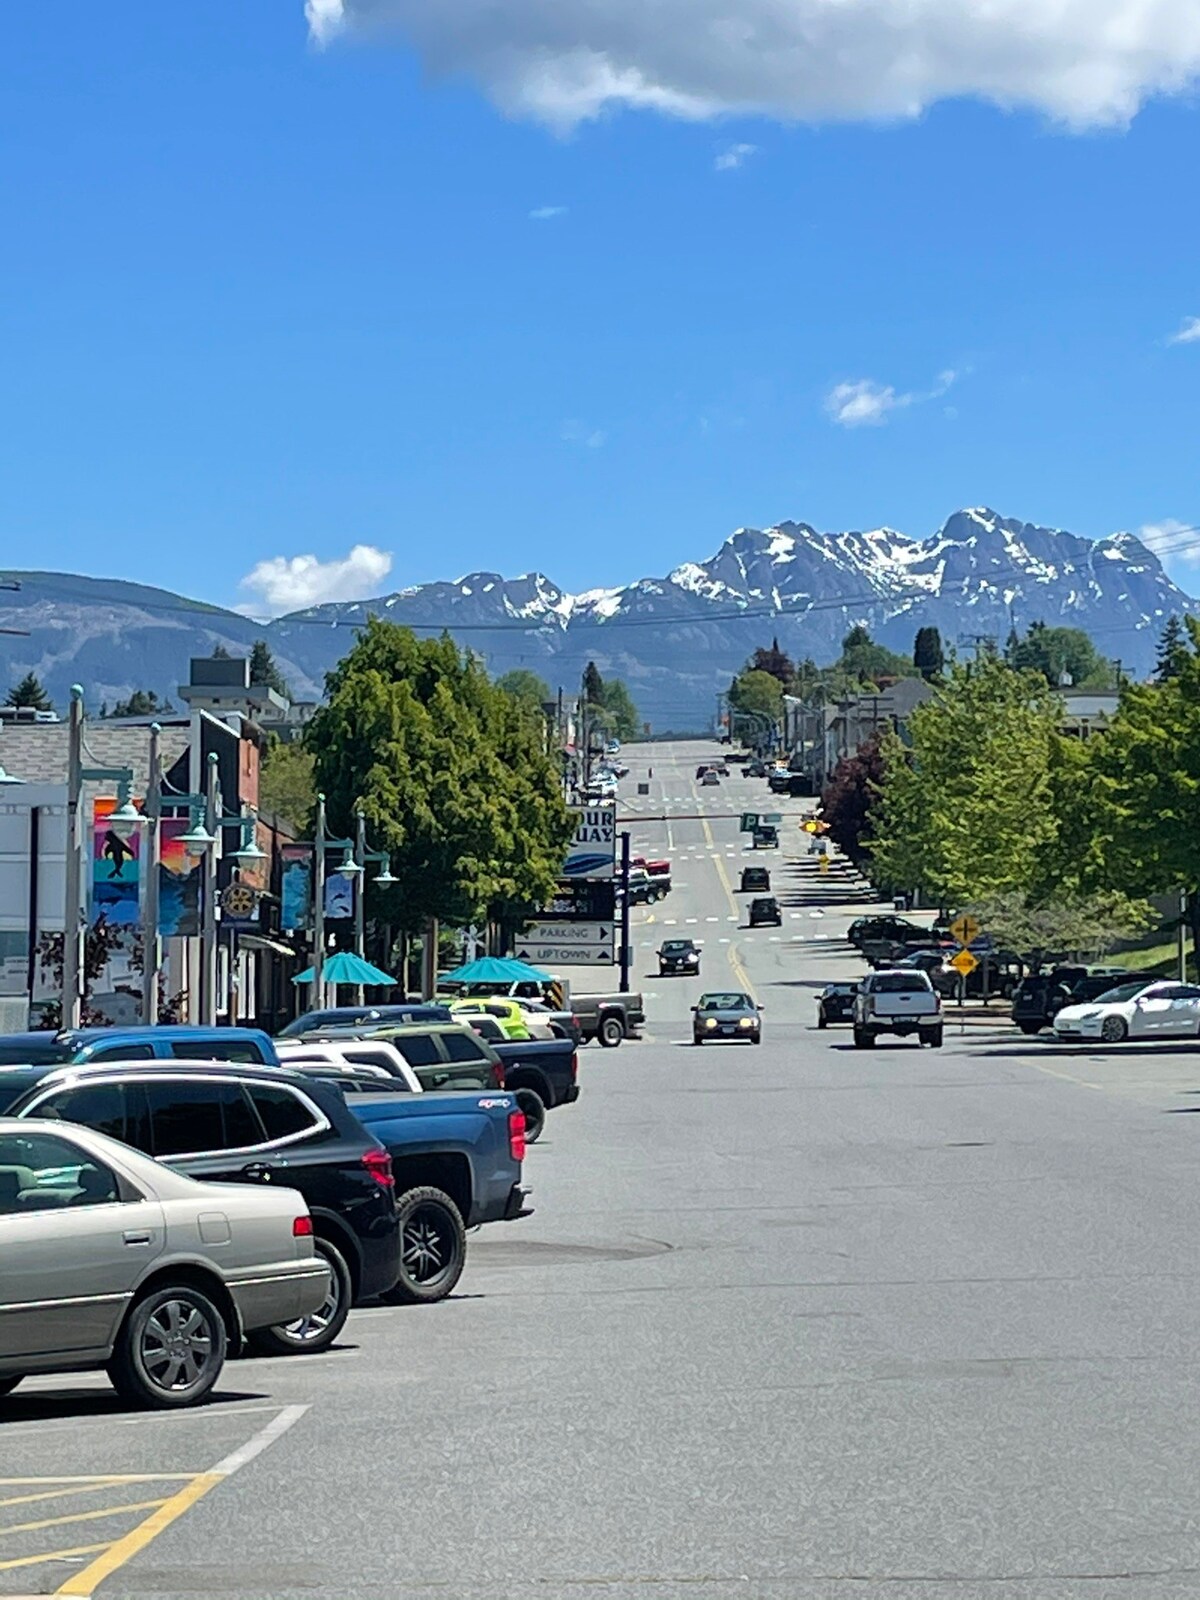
[6,743,1200,1598]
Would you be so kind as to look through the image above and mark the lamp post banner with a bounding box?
[90,797,141,926]
[159,815,201,937]
[281,843,314,931]
[324,871,355,921]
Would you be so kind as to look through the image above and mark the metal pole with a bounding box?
[355,810,366,1005]
[314,793,326,1009]
[619,830,631,994]
[141,724,162,1025]
[201,752,219,1025]
[62,686,84,1030]
[1180,891,1188,983]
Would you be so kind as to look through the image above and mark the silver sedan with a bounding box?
[0,1118,330,1408]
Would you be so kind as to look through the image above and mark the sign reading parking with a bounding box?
[523,922,612,946]
[563,803,617,880]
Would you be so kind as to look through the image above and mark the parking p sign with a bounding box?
[563,803,617,879]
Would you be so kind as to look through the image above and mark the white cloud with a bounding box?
[529,204,567,220]
[306,0,1200,131]
[238,544,394,614]
[714,142,757,172]
[561,420,606,449]
[1167,316,1200,345]
[825,368,958,428]
[1139,519,1200,563]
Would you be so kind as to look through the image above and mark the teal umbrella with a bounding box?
[292,952,398,987]
[438,955,552,984]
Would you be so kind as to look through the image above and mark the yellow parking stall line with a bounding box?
[0,1475,193,1486]
[0,1540,111,1573]
[0,1479,157,1511]
[1,1497,169,1539]
[53,1473,222,1596]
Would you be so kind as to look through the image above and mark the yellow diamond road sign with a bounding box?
[950,913,981,947]
[949,948,978,977]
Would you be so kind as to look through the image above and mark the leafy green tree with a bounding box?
[5,672,52,712]
[305,619,573,936]
[968,891,1155,971]
[1155,615,1188,684]
[249,640,289,697]
[259,739,316,833]
[496,669,552,710]
[750,638,795,686]
[1009,622,1110,689]
[583,661,605,704]
[870,656,1062,905]
[105,690,171,718]
[597,678,641,741]
[913,626,945,682]
[728,668,784,723]
[837,625,913,687]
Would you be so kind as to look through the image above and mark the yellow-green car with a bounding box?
[449,998,533,1041]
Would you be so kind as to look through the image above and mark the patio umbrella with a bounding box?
[292,952,398,987]
[438,955,552,985]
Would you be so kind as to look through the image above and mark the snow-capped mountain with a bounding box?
[272,508,1195,723]
[0,510,1191,727]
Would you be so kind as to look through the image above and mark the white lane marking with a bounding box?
[685,917,698,924]
[726,915,738,922]
[664,918,677,925]
[769,936,782,942]
[719,938,731,944]
[210,1406,310,1476]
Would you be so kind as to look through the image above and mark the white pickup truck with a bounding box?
[853,970,944,1048]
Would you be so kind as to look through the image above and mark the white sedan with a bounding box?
[1052,980,1200,1045]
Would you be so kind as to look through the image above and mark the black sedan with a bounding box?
[692,992,762,1045]
[748,896,783,927]
[659,939,702,976]
[817,983,858,1028]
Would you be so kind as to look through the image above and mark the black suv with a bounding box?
[1011,968,1133,1034]
[748,896,783,927]
[0,1062,401,1356]
[739,866,771,893]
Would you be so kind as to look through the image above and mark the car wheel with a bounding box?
[247,1237,352,1358]
[922,1028,944,1049]
[692,1036,703,1046]
[752,1033,762,1045]
[0,1377,22,1397]
[853,1026,870,1048]
[107,1284,227,1409]
[1100,1015,1128,1044]
[599,1015,625,1048]
[817,1013,828,1030]
[1018,1022,1041,1036]
[513,1087,547,1143]
[384,1187,467,1305]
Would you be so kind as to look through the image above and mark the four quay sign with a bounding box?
[563,803,617,880]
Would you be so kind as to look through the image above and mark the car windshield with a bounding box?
[699,993,752,1010]
[1092,981,1154,1004]
[662,942,693,953]
[873,975,931,993]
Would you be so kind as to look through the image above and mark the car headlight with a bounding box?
[704,1017,718,1029]
[738,1017,754,1029]
[686,954,698,963]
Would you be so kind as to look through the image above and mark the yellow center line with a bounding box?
[0,1540,112,1574]
[710,850,757,1003]
[1,1497,168,1538]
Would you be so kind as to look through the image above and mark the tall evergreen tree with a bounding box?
[913,626,945,682]
[249,640,289,697]
[583,661,605,704]
[5,672,52,712]
[105,690,171,718]
[1155,615,1188,684]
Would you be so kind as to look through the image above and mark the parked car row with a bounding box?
[0,1018,541,1409]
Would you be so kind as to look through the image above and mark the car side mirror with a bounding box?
[690,1006,699,1013]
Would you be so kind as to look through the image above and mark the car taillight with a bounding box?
[293,1215,314,1237]
[570,1052,578,1082]
[362,1148,395,1188]
[509,1110,526,1163]
[491,1061,506,1088]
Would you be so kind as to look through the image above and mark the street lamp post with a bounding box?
[61,686,142,1031]
[140,724,163,1026]
[353,810,393,1003]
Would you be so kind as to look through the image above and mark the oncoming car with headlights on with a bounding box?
[691,992,762,1045]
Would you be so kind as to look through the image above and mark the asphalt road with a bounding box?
[7,741,1200,1598]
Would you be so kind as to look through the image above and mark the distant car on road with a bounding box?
[752,825,779,849]
[1052,979,1200,1044]
[692,992,762,1045]
[817,982,858,1028]
[701,770,720,786]
[739,866,771,893]
[658,939,701,976]
[0,1118,328,1408]
[748,897,782,927]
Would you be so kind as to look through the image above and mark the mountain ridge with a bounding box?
[0,508,1192,726]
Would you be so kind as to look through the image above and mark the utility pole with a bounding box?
[140,724,162,1025]
[314,792,327,1009]
[618,831,631,994]
[62,690,84,1031]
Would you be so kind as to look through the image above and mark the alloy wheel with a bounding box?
[140,1297,216,1395]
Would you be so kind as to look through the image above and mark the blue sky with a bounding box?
[1,1,1197,613]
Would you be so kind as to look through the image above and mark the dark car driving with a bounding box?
[748,896,782,927]
[658,939,701,976]
[752,825,779,850]
[739,866,771,893]
[817,983,858,1027]
[692,992,762,1045]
